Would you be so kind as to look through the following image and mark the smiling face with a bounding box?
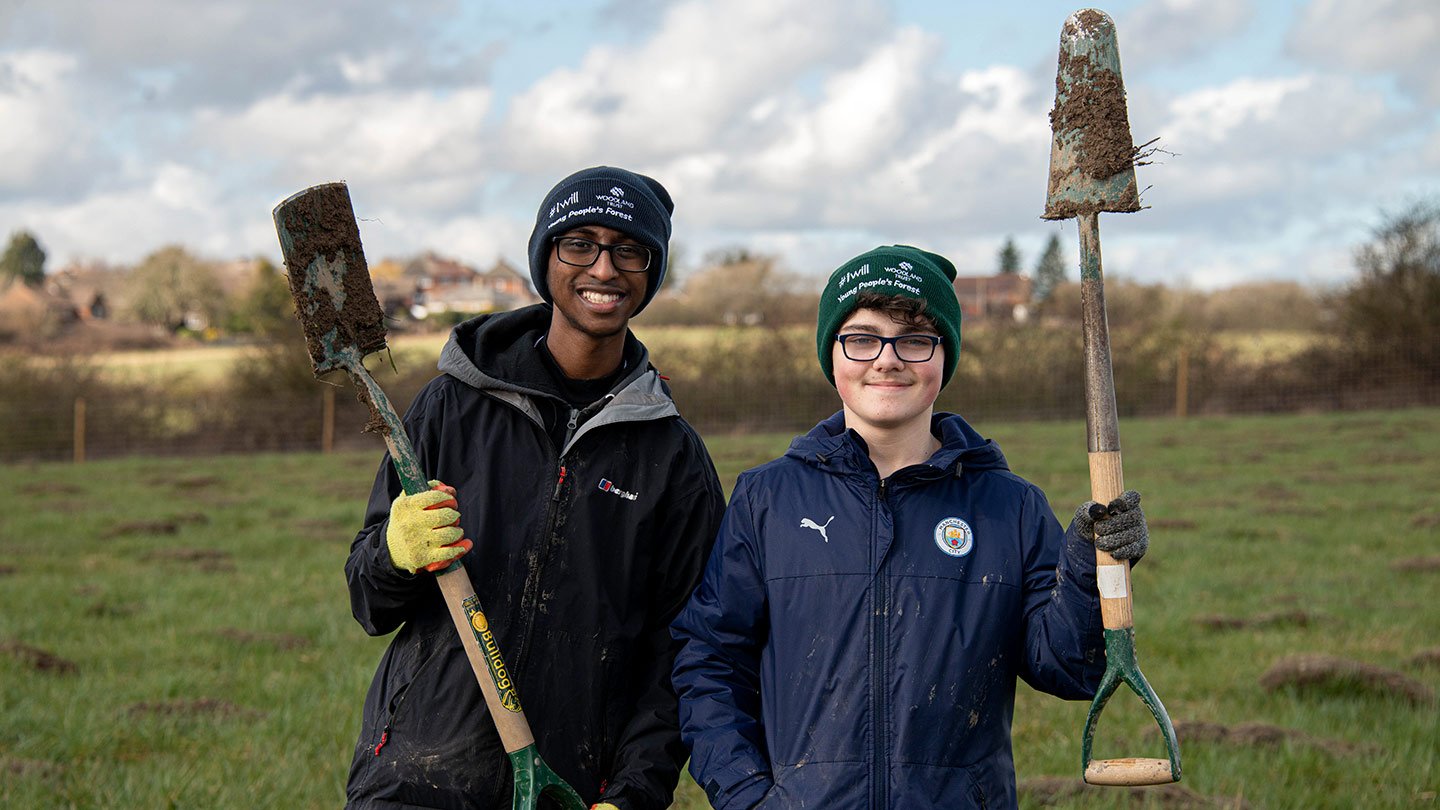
[832,307,945,437]
[545,224,650,373]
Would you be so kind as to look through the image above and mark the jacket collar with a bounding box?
[785,410,1010,480]
[436,304,676,439]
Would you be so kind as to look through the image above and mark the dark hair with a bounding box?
[854,290,940,332]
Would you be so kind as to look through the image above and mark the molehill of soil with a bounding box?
[1020,776,1249,809]
[1158,720,1376,757]
[139,548,236,572]
[101,513,208,539]
[1260,654,1435,706]
[1392,555,1440,571]
[1408,648,1440,670]
[86,600,141,618]
[2,640,78,675]
[3,757,65,780]
[1193,609,1318,631]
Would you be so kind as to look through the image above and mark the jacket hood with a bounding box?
[436,304,676,444]
[785,410,1010,478]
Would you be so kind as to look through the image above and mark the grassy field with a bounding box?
[2,409,1437,808]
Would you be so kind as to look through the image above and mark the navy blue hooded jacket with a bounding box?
[345,305,724,810]
[671,412,1104,810]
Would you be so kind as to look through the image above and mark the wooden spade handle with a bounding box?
[1089,449,1133,630]
[1079,213,1134,633]
[436,570,536,753]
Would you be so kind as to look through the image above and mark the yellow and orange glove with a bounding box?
[385,480,473,574]
[591,804,619,810]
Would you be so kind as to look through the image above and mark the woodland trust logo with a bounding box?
[595,185,634,209]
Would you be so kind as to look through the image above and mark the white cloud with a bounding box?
[1288,0,1440,104]
[0,50,93,192]
[1120,0,1254,68]
[194,86,495,211]
[496,0,889,168]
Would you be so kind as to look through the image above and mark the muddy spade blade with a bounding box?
[1043,8,1140,221]
[272,182,389,378]
[272,183,587,810]
[1038,10,1180,786]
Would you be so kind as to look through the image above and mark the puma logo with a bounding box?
[800,516,835,543]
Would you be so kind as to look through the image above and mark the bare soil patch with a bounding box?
[2,757,65,780]
[1260,654,1434,706]
[294,517,350,541]
[1,639,78,675]
[1150,518,1197,531]
[170,476,223,490]
[217,627,311,650]
[1020,777,1249,809]
[19,482,83,496]
[102,514,209,539]
[1252,482,1301,502]
[1409,514,1440,529]
[1407,648,1440,670]
[1391,555,1440,572]
[86,600,141,617]
[1193,610,1318,631]
[139,548,236,572]
[125,697,264,721]
[1166,720,1376,757]
[102,519,178,538]
[0,563,16,575]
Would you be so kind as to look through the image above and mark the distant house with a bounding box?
[952,274,1033,321]
[380,253,540,319]
[46,263,120,320]
[0,277,79,338]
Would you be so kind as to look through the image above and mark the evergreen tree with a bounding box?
[1034,233,1067,302]
[1,230,46,286]
[997,236,1022,275]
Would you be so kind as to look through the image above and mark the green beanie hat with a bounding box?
[816,245,963,388]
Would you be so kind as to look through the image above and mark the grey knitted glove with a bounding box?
[1073,489,1148,562]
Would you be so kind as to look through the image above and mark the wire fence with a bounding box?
[5,357,1438,463]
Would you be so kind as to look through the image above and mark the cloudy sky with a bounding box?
[2,0,1437,291]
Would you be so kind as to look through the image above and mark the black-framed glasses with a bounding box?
[552,236,652,273]
[835,333,943,363]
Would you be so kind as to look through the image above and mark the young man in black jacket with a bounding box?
[344,166,726,810]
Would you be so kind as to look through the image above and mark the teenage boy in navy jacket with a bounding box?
[671,245,1149,810]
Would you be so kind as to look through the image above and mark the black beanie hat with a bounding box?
[816,245,963,388]
[527,166,674,315]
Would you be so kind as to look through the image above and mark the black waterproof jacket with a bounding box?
[345,305,725,810]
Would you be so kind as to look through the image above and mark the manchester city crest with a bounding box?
[934,517,974,557]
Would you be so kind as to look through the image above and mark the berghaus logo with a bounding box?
[598,478,639,501]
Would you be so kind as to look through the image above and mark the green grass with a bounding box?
[3,410,1438,808]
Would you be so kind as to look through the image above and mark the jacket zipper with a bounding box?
[872,477,890,810]
[514,407,581,675]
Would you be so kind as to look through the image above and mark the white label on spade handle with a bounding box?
[1097,564,1129,600]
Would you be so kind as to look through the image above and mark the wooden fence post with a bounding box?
[322,386,335,453]
[74,396,86,463]
[1175,349,1189,419]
